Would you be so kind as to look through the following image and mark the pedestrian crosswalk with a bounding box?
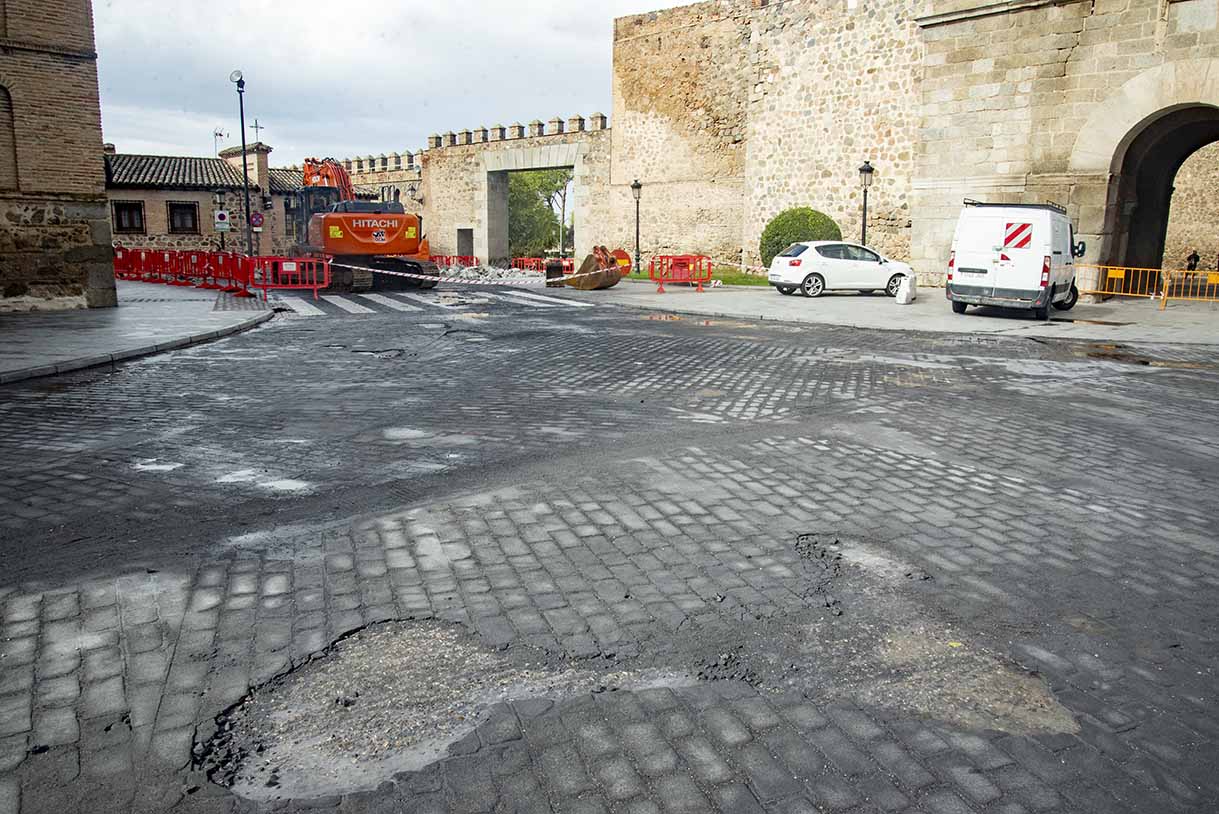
[270,289,599,318]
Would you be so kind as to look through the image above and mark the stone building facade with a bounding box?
[0,0,116,311]
[104,143,303,257]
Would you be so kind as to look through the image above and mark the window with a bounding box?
[816,244,845,259]
[779,244,807,258]
[112,201,145,234]
[167,201,199,234]
[0,85,16,190]
[846,245,880,262]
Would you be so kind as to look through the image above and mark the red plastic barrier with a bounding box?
[249,256,330,300]
[512,257,545,271]
[429,255,479,269]
[649,255,713,293]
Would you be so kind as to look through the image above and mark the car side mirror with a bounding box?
[1073,241,1086,258]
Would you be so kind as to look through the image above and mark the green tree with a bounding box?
[759,207,842,266]
[508,169,573,258]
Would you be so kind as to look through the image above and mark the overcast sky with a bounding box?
[94,0,679,166]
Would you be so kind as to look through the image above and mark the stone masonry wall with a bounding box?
[611,2,752,263]
[1164,141,1219,270]
[743,0,923,267]
[911,0,1219,282]
[0,0,115,310]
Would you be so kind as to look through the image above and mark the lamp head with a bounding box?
[229,70,243,83]
[630,179,642,201]
[859,160,875,189]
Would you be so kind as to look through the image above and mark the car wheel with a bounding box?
[1052,283,1079,311]
[776,285,797,296]
[951,300,967,314]
[885,274,904,297]
[801,273,825,298]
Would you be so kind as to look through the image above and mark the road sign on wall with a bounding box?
[214,210,231,232]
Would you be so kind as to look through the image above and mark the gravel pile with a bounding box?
[440,265,544,281]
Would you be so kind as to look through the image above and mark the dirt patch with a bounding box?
[198,620,682,802]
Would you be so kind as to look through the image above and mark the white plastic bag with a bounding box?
[895,274,917,304]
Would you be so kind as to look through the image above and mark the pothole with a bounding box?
[197,620,686,802]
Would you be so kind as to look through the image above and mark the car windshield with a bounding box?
[779,244,807,257]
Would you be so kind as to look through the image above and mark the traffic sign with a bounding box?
[249,211,264,228]
[213,210,231,233]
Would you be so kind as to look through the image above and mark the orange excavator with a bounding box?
[294,158,437,291]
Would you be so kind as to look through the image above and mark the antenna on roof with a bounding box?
[213,128,228,156]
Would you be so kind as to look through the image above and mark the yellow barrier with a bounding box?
[1076,264,1219,310]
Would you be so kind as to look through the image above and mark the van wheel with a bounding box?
[1052,283,1079,311]
[951,301,967,314]
[801,273,825,298]
[776,285,797,296]
[885,274,904,297]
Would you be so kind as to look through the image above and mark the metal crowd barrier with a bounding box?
[429,255,479,269]
[649,255,713,293]
[113,247,331,299]
[1076,263,1219,309]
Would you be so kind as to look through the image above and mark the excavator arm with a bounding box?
[302,157,356,201]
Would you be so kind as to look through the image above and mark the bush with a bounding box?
[759,207,842,267]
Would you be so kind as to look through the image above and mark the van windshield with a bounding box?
[779,244,807,257]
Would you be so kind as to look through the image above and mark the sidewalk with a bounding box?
[0,281,272,384]
[586,279,1219,345]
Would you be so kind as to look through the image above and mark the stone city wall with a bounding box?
[0,194,112,311]
[610,2,752,264]
[742,0,923,267]
[911,0,1219,282]
[1163,141,1219,271]
[416,116,611,264]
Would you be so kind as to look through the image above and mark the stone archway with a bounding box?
[1069,59,1219,268]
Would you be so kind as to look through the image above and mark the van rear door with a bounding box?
[953,210,1006,298]
[993,215,1042,299]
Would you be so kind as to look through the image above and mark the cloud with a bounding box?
[94,0,678,165]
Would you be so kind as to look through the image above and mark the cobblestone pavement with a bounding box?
[0,299,1216,813]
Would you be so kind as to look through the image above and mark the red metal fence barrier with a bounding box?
[649,255,713,293]
[112,247,330,299]
[429,255,479,269]
[511,257,545,271]
[249,256,330,300]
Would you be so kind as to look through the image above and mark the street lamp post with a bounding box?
[858,160,875,246]
[630,179,642,275]
[230,70,255,256]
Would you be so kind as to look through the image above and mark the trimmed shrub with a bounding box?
[759,207,842,267]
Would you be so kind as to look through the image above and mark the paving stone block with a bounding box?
[80,676,126,720]
[806,727,873,777]
[0,734,27,773]
[82,647,123,683]
[763,729,825,779]
[0,694,30,737]
[576,721,618,759]
[593,755,645,800]
[621,722,678,777]
[32,707,78,748]
[869,740,935,789]
[700,706,752,747]
[738,742,804,802]
[654,774,710,814]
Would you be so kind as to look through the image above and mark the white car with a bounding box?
[768,241,913,298]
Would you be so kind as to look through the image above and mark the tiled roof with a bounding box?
[267,167,304,194]
[105,154,249,190]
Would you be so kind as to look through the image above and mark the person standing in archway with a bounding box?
[1187,249,1200,271]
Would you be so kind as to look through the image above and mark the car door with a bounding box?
[845,244,886,287]
[814,244,848,289]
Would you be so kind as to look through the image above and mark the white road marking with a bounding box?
[395,292,459,308]
[321,295,375,314]
[499,290,596,308]
[276,297,325,316]
[480,292,554,308]
[358,293,422,312]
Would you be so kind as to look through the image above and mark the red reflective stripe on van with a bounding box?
[1005,222,1033,249]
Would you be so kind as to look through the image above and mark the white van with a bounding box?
[946,201,1084,319]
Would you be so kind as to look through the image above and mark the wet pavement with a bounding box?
[0,293,1216,813]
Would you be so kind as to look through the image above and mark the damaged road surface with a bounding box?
[1,301,1217,813]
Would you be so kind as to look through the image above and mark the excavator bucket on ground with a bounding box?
[565,246,627,290]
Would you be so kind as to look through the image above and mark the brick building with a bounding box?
[104,142,305,256]
[0,0,116,311]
